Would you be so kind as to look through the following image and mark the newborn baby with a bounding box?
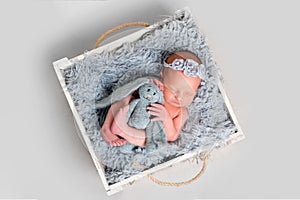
[101,50,205,147]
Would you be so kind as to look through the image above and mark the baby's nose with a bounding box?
[175,91,183,99]
[176,96,182,101]
[175,93,182,101]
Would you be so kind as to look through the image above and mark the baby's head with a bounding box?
[161,51,204,107]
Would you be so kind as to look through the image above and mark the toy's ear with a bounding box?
[138,84,148,94]
[149,82,164,104]
[95,77,150,108]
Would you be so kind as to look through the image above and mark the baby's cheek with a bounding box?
[163,90,174,101]
[185,96,195,106]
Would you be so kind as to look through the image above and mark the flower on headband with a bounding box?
[173,59,185,70]
[164,58,206,79]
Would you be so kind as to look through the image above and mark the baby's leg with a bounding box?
[101,107,125,146]
[111,106,146,146]
[101,95,133,146]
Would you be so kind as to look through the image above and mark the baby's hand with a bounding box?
[149,78,164,91]
[147,103,171,123]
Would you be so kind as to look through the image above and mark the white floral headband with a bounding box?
[163,58,206,80]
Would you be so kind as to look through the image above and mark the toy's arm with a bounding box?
[126,99,139,122]
[95,77,150,108]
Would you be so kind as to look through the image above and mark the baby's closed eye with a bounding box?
[184,91,195,96]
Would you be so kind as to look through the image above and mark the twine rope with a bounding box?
[95,22,150,48]
[146,153,209,186]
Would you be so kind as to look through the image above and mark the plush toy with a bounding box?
[127,82,163,129]
[95,77,167,153]
[123,82,166,153]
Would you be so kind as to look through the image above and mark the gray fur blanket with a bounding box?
[63,8,238,185]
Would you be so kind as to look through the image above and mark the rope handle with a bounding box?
[146,153,209,187]
[95,22,150,48]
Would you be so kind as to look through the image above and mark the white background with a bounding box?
[1,0,300,199]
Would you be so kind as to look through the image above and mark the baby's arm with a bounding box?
[169,108,188,141]
[147,103,188,141]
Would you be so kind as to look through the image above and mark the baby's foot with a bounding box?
[101,126,126,147]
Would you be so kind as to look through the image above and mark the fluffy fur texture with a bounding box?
[63,8,237,185]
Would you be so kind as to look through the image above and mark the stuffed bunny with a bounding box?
[126,82,163,129]
[95,77,167,153]
[120,82,166,153]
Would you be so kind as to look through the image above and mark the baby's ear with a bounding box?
[160,71,163,77]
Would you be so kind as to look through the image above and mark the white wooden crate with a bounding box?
[53,10,244,196]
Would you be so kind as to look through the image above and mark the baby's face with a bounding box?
[161,68,201,107]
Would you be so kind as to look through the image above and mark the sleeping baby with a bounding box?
[100,50,206,147]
